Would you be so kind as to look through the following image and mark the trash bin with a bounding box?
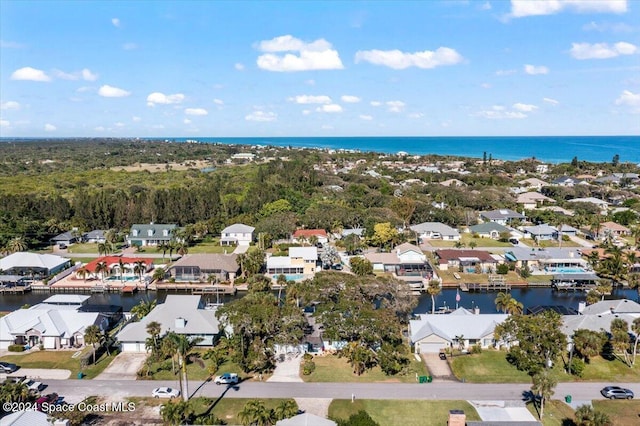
[565,395,572,403]
[419,376,427,383]
[78,372,84,379]
[426,376,433,383]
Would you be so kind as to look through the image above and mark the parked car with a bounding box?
[214,373,239,385]
[331,264,343,271]
[152,387,180,398]
[601,386,634,399]
[36,393,59,410]
[58,243,67,249]
[0,361,19,373]
[438,352,447,360]
[509,238,519,245]
[22,378,43,393]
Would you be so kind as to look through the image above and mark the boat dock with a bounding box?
[151,283,237,295]
[459,282,512,292]
[0,284,32,294]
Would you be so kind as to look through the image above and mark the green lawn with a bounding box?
[67,243,101,253]
[302,354,427,383]
[525,399,576,425]
[593,400,640,426]
[184,241,230,254]
[450,350,640,383]
[329,399,481,426]
[0,348,119,379]
[140,355,258,383]
[524,239,581,248]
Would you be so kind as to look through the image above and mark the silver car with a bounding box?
[152,387,180,398]
[600,386,634,399]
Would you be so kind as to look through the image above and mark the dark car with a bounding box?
[36,393,59,411]
[58,243,67,249]
[600,386,634,399]
[509,238,519,245]
[331,264,343,270]
[438,352,447,360]
[0,362,19,373]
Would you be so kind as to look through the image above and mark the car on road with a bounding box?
[509,238,519,245]
[0,361,19,373]
[22,378,43,393]
[214,373,239,385]
[600,386,634,399]
[152,387,180,398]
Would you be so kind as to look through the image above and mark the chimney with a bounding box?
[175,317,186,329]
[448,410,465,426]
[578,301,586,314]
[473,306,480,315]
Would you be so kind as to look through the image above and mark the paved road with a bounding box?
[43,379,640,403]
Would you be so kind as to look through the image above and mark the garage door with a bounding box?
[122,343,144,352]
[418,342,446,353]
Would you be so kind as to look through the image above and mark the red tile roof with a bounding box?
[293,229,328,238]
[83,256,154,272]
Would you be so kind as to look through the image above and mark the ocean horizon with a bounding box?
[167,135,640,164]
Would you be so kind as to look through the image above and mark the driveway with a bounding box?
[267,355,303,383]
[95,352,147,380]
[421,353,455,380]
[470,400,538,423]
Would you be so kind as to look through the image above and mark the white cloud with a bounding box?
[132,116,141,122]
[359,114,373,121]
[98,85,131,97]
[1,101,20,110]
[480,2,492,10]
[386,100,406,112]
[0,119,10,127]
[76,86,92,93]
[44,123,57,131]
[11,67,51,82]
[114,122,125,127]
[183,118,192,124]
[341,95,361,103]
[256,35,344,72]
[615,89,640,113]
[288,95,332,104]
[524,64,549,75]
[235,63,245,71]
[570,41,637,59]
[146,92,185,106]
[354,47,463,69]
[409,112,425,119]
[213,99,224,105]
[321,124,334,130]
[123,43,138,50]
[305,79,316,86]
[53,68,99,81]
[185,108,208,116]
[82,69,99,81]
[302,110,311,115]
[513,103,538,112]
[245,110,277,122]
[495,69,517,76]
[509,0,627,18]
[543,97,559,105]
[95,126,105,131]
[316,104,343,113]
[370,101,382,107]
[111,18,120,27]
[582,21,635,33]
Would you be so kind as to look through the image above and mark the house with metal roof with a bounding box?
[220,223,255,246]
[50,230,81,246]
[579,299,640,316]
[479,209,525,225]
[116,295,221,352]
[0,252,71,279]
[84,229,106,243]
[410,307,508,353]
[127,223,178,247]
[169,253,239,283]
[410,222,460,241]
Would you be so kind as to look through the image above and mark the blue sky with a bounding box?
[1,0,639,137]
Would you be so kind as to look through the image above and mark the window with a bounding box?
[148,230,153,236]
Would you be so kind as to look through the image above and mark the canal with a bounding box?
[1,287,638,314]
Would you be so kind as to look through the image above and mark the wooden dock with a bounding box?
[0,284,31,294]
[459,282,512,292]
[152,283,237,295]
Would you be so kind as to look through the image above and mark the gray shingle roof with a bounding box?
[170,254,239,272]
[410,222,460,237]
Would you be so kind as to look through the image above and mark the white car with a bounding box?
[214,373,239,385]
[22,378,43,393]
[152,387,180,398]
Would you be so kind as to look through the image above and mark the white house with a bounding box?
[116,295,221,352]
[410,222,460,241]
[517,192,555,210]
[0,252,71,278]
[0,295,108,350]
[266,246,318,280]
[220,223,255,246]
[410,308,508,353]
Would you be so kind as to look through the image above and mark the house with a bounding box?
[340,228,365,239]
[480,209,525,225]
[169,254,239,283]
[0,252,71,279]
[364,243,435,283]
[600,221,631,237]
[1,409,56,426]
[80,256,154,281]
[440,178,467,187]
[468,222,511,239]
[50,230,80,246]
[84,230,106,243]
[276,413,337,426]
[116,295,221,352]
[220,223,255,246]
[519,177,548,190]
[578,299,640,316]
[567,197,609,214]
[127,223,177,247]
[266,246,318,280]
[551,176,587,187]
[410,222,460,241]
[410,307,508,353]
[523,224,558,241]
[557,224,578,237]
[594,173,640,185]
[292,229,328,244]
[434,249,498,273]
[504,247,587,275]
[536,164,549,174]
[0,295,109,349]
[517,192,555,210]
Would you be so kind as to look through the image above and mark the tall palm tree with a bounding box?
[146,321,162,354]
[238,400,276,426]
[273,400,298,422]
[76,267,89,283]
[7,236,28,253]
[175,241,189,256]
[531,369,557,420]
[572,329,605,363]
[153,267,166,283]
[131,299,157,319]
[94,261,108,283]
[84,325,102,364]
[504,297,524,315]
[104,228,118,245]
[611,318,631,366]
[494,291,512,313]
[133,260,146,282]
[157,242,169,260]
[165,332,203,402]
[427,279,441,314]
[160,400,193,426]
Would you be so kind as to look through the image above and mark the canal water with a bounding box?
[2,287,638,314]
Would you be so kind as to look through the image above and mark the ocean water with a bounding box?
[171,136,640,163]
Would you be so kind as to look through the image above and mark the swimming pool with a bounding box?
[550,267,586,274]
[105,276,139,282]
[274,274,305,282]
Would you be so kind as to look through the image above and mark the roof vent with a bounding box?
[175,317,186,328]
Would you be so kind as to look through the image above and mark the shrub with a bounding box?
[302,360,316,375]
[496,264,509,275]
[569,358,585,377]
[8,344,25,352]
[470,344,482,354]
[303,353,313,361]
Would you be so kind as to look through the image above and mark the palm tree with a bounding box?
[273,400,298,421]
[494,292,512,313]
[153,267,166,283]
[133,260,146,282]
[427,279,441,314]
[7,236,27,253]
[454,241,466,249]
[94,261,108,283]
[574,404,611,426]
[531,369,557,420]
[104,228,118,245]
[504,297,524,315]
[84,325,102,364]
[157,242,169,260]
[146,321,162,354]
[97,242,112,257]
[117,258,127,282]
[238,400,276,426]
[611,318,631,366]
[160,400,193,426]
[76,267,89,283]
[131,298,157,319]
[585,289,600,305]
[572,329,605,363]
[165,332,203,402]
[454,334,465,352]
